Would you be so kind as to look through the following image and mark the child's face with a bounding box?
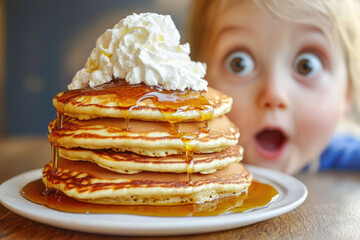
[206,0,350,173]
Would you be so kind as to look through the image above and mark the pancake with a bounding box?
[53,79,232,122]
[48,115,239,157]
[42,158,252,205]
[58,145,244,174]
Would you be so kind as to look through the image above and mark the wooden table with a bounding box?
[1,137,359,239]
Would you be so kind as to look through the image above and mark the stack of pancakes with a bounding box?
[43,79,252,205]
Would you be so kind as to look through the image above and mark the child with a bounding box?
[188,0,360,174]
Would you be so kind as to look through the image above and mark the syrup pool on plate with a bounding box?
[21,179,279,217]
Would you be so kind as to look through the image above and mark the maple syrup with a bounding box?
[55,79,213,120]
[50,113,63,176]
[52,79,215,184]
[22,180,279,217]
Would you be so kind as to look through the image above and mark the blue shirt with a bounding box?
[318,134,360,170]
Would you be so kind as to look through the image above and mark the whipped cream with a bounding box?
[68,13,207,91]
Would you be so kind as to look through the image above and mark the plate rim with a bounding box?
[0,165,307,236]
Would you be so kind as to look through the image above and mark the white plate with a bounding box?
[0,165,307,236]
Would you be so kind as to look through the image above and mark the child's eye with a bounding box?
[294,53,322,77]
[226,51,254,75]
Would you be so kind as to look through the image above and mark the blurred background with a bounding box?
[0,0,191,181]
[0,0,191,136]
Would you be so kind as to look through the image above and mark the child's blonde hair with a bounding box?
[188,0,360,126]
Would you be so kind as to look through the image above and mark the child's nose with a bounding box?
[257,75,288,110]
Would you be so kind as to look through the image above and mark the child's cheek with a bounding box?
[295,104,340,162]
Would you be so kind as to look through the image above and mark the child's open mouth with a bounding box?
[255,128,288,159]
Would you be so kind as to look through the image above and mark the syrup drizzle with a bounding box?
[50,113,63,182]
[53,79,214,185]
[51,145,58,175]
[55,79,213,116]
